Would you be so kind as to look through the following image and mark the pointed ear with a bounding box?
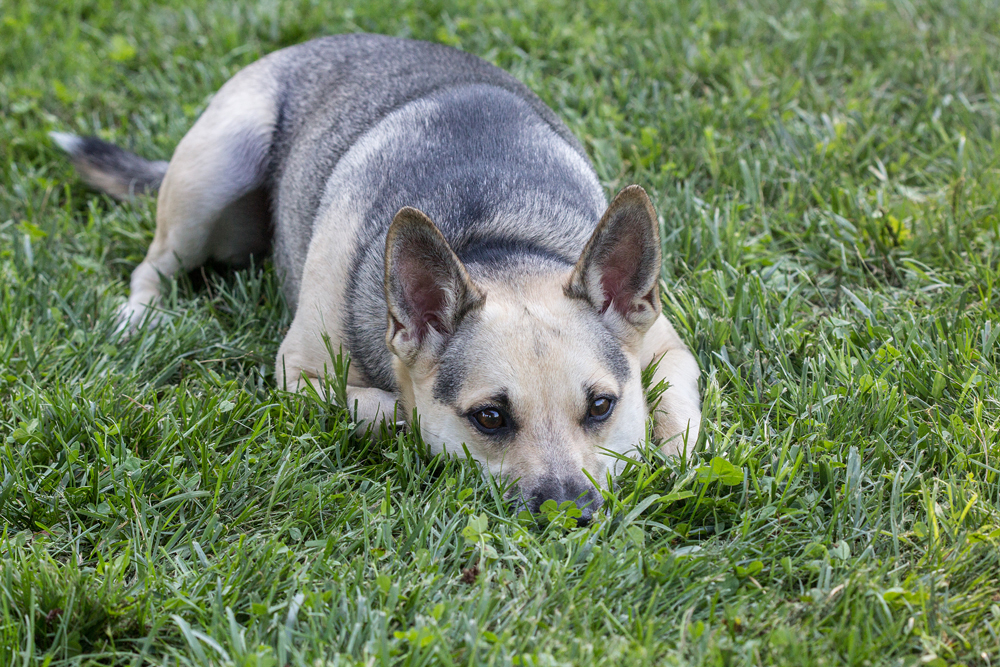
[384,207,484,363]
[567,185,662,335]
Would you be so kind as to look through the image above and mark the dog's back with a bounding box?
[269,34,597,263]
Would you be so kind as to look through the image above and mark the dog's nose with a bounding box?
[524,476,602,526]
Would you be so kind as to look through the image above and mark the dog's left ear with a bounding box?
[384,207,485,364]
[567,185,662,337]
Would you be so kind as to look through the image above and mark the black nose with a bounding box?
[523,476,602,526]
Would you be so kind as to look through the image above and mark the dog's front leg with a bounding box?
[276,312,405,426]
[344,386,405,426]
[276,362,404,427]
[641,314,702,455]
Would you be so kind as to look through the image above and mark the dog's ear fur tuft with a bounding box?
[384,207,484,363]
[567,185,662,336]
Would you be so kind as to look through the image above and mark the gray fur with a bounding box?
[261,35,604,305]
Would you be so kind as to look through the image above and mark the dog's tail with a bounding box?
[50,132,168,200]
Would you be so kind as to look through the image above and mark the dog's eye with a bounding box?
[588,396,615,422]
[471,408,507,434]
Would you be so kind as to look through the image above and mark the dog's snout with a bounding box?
[523,476,602,525]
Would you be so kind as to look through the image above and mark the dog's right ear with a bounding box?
[384,207,484,364]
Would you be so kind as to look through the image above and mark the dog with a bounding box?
[53,33,702,522]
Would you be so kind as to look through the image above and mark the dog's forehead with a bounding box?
[432,280,632,406]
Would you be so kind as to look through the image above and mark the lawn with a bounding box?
[2,0,999,664]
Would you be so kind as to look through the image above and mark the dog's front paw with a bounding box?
[114,298,163,337]
[346,386,404,426]
[653,397,701,456]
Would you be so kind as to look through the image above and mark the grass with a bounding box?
[2,0,1000,664]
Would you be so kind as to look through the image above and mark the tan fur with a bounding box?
[641,315,702,452]
[117,55,281,330]
[399,270,651,486]
[78,168,138,200]
[388,269,700,488]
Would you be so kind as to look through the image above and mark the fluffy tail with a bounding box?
[50,132,168,200]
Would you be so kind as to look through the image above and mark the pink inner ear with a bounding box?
[398,253,448,341]
[599,232,643,315]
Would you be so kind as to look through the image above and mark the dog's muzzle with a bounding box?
[516,475,602,526]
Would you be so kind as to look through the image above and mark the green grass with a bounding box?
[2,0,1000,664]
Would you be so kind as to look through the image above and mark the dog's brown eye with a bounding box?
[472,408,505,432]
[588,396,615,422]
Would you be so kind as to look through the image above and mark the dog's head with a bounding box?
[383,186,661,522]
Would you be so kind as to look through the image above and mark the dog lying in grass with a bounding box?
[53,33,701,522]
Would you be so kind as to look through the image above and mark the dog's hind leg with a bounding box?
[110,62,280,330]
